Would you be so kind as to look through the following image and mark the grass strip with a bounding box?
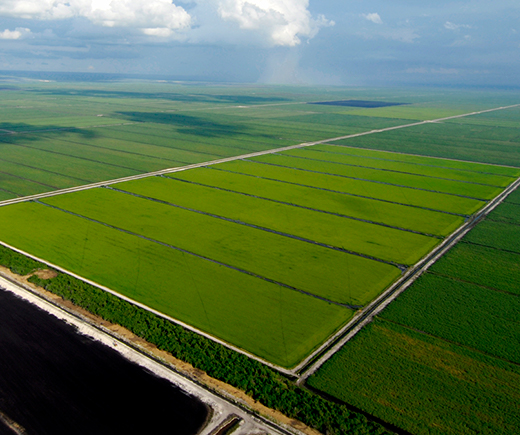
[215,160,485,215]
[250,154,502,200]
[170,168,464,237]
[289,147,515,187]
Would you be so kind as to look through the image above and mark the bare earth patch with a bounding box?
[33,269,58,280]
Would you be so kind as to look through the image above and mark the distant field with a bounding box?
[309,191,520,433]
[332,118,520,168]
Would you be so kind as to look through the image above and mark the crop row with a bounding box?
[431,242,520,295]
[487,202,520,225]
[464,219,520,253]
[115,175,438,266]
[380,273,520,363]
[313,143,520,177]
[250,153,503,199]
[213,160,485,215]
[169,167,464,237]
[43,184,401,306]
[293,145,517,186]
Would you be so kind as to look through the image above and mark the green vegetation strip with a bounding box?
[170,168,464,237]
[464,219,520,253]
[43,185,400,306]
[0,243,391,435]
[289,146,515,187]
[380,273,520,364]
[116,174,438,266]
[215,160,485,215]
[0,201,352,368]
[250,154,502,200]
[312,144,520,176]
[308,319,520,435]
[431,242,520,296]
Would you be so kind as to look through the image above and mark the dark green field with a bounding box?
[309,190,520,434]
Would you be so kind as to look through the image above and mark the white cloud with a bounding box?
[215,0,334,46]
[0,27,31,39]
[362,13,382,25]
[0,0,331,46]
[444,21,472,31]
[0,0,191,35]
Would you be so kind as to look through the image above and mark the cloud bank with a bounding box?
[0,0,331,46]
[216,0,333,46]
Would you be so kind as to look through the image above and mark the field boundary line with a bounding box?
[296,175,520,381]
[1,103,519,208]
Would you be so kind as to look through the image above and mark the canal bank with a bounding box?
[0,270,312,435]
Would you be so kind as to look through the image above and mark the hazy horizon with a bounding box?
[0,1,518,87]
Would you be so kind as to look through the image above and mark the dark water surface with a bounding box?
[0,288,209,435]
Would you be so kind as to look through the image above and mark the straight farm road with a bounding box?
[1,103,519,208]
[296,174,520,381]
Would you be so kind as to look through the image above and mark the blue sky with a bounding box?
[0,0,518,86]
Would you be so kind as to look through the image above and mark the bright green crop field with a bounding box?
[212,160,487,215]
[250,153,504,199]
[168,167,464,237]
[0,200,352,368]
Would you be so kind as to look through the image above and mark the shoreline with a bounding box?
[0,265,318,435]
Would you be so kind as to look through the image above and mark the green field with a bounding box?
[41,185,400,306]
[0,200,352,368]
[431,242,520,296]
[309,191,520,433]
[1,83,519,371]
[250,153,504,199]
[0,143,514,368]
[210,160,486,215]
[168,168,465,236]
[308,319,520,435]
